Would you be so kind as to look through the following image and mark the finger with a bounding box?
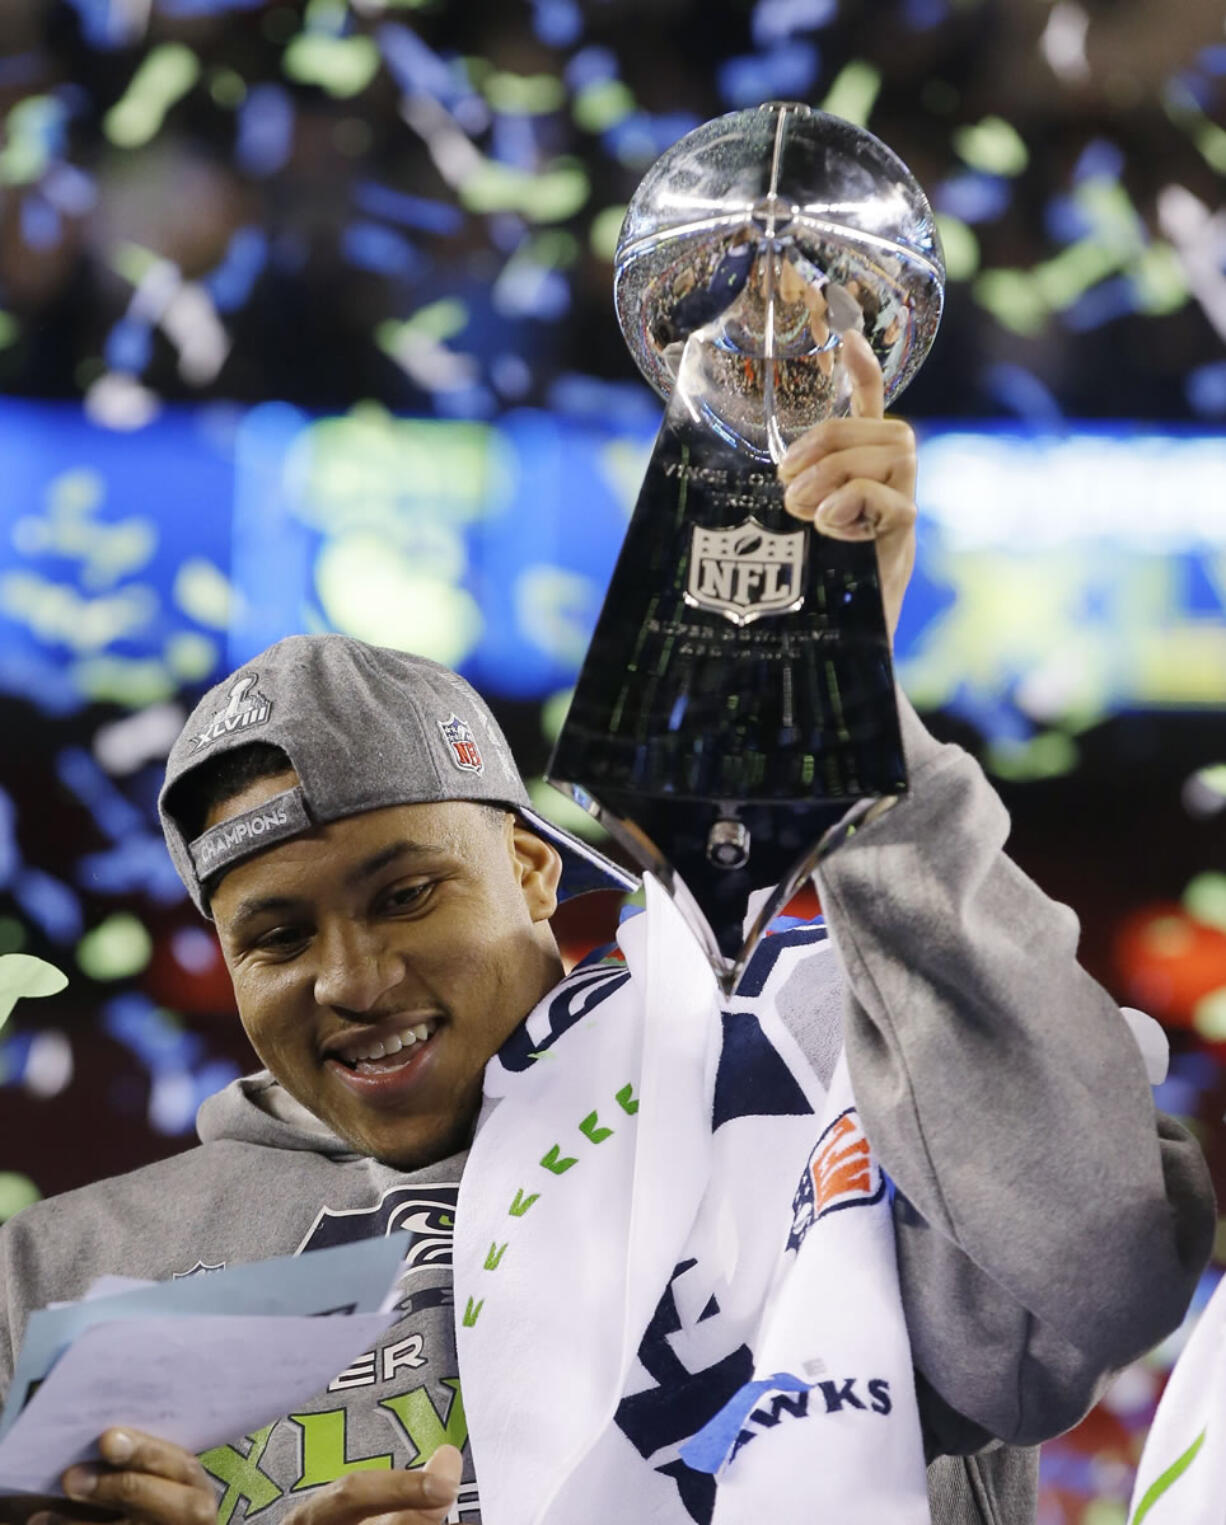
[842,328,884,420]
[62,1468,213,1525]
[810,479,916,542]
[280,1468,459,1525]
[62,1430,214,1525]
[778,416,911,482]
[783,443,914,518]
[423,1446,463,1492]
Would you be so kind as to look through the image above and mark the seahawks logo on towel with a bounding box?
[787,1106,885,1253]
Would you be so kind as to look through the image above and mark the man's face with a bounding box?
[207,774,563,1168]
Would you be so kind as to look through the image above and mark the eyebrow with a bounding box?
[228,840,449,931]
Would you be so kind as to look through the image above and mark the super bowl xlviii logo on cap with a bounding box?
[191,674,273,751]
[438,713,484,774]
[684,517,807,626]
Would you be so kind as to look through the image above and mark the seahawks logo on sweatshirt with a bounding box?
[296,1185,459,1269]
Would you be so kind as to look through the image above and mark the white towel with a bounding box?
[454,875,929,1525]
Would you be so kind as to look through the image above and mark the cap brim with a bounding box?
[517,805,640,900]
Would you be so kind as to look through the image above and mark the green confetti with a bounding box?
[1185,873,1226,933]
[458,160,590,223]
[934,214,979,282]
[314,534,483,668]
[590,205,627,261]
[0,312,19,350]
[1192,989,1226,1043]
[104,43,201,150]
[0,573,157,651]
[573,81,635,134]
[1130,243,1189,315]
[71,655,175,707]
[952,115,1029,177]
[209,69,248,109]
[0,97,60,185]
[483,72,566,115]
[165,631,220,682]
[973,269,1048,336]
[401,298,469,344]
[526,777,609,844]
[819,62,881,130]
[77,915,153,982]
[0,955,68,1031]
[283,34,380,99]
[0,1174,40,1224]
[174,557,236,629]
[540,689,574,746]
[986,732,1078,782]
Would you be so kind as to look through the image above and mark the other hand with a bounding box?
[48,1428,216,1525]
[280,1445,463,1525]
[777,328,918,643]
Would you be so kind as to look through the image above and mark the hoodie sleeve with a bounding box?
[812,692,1216,1454]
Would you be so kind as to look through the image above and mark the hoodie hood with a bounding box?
[196,1071,363,1159]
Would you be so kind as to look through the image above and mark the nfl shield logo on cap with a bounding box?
[439,713,484,774]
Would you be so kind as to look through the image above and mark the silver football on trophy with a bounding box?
[614,103,945,462]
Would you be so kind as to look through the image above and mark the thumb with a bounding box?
[841,328,885,420]
[424,1443,463,1492]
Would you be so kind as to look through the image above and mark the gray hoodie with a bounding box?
[0,696,1214,1524]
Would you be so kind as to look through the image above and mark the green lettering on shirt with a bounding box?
[288,1409,393,1489]
[199,1425,282,1525]
[380,1377,468,1464]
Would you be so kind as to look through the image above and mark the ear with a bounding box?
[510,823,562,923]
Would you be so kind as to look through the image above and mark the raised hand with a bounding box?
[777,328,919,643]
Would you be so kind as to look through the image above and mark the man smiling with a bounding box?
[0,385,1215,1525]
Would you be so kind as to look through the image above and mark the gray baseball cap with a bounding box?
[159,633,639,915]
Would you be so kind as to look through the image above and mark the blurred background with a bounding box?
[0,0,1223,1519]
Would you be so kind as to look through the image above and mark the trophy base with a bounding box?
[550,783,896,996]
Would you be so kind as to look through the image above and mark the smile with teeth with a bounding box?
[335,1019,441,1069]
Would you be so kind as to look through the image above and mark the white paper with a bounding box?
[0,1312,394,1495]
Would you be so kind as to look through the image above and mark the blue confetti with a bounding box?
[548,372,659,428]
[491,114,542,168]
[105,317,154,374]
[0,789,18,889]
[19,196,60,252]
[78,837,187,904]
[1072,138,1125,183]
[717,44,818,110]
[903,0,950,29]
[205,227,268,313]
[13,867,83,944]
[983,362,1065,426]
[752,0,837,46]
[103,992,201,1069]
[0,650,84,716]
[157,0,264,13]
[494,263,571,321]
[1044,192,1093,245]
[1198,45,1226,76]
[236,84,294,178]
[0,54,42,89]
[56,748,145,842]
[377,23,465,107]
[935,172,1011,224]
[1187,360,1226,418]
[565,47,619,91]
[1062,276,1137,332]
[63,0,128,49]
[353,182,463,236]
[531,0,582,48]
[41,162,98,216]
[341,221,422,279]
[603,110,701,169]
